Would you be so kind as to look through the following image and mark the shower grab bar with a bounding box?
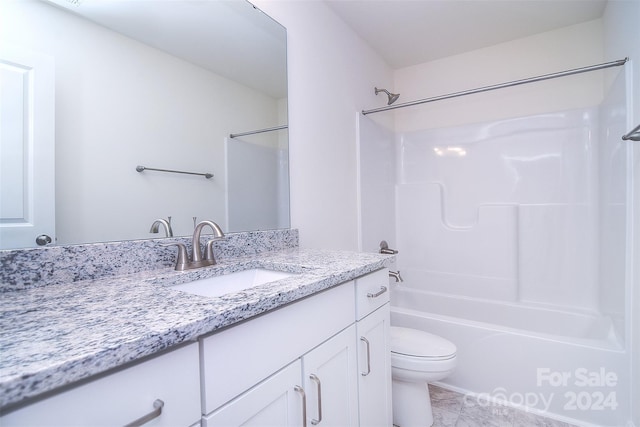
[622,124,640,141]
[229,125,288,139]
[362,57,628,115]
[136,165,213,179]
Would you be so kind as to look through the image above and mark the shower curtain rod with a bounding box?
[622,123,640,141]
[229,125,288,139]
[362,57,628,115]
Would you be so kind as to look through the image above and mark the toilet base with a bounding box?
[392,379,433,427]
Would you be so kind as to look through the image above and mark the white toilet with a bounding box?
[390,326,457,427]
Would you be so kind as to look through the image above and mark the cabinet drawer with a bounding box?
[0,342,201,427]
[355,269,389,320]
[201,281,355,414]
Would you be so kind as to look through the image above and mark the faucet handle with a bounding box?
[203,239,219,264]
[160,242,189,271]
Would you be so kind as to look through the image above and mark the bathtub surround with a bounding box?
[395,105,606,311]
[0,229,298,292]
[388,86,631,425]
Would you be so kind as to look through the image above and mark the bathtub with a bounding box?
[390,286,629,426]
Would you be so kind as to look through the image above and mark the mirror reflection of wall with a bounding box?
[0,0,288,249]
[226,134,290,232]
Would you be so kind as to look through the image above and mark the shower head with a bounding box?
[375,87,400,105]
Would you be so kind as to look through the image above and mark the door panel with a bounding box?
[0,46,55,249]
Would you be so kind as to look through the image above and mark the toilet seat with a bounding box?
[390,326,456,359]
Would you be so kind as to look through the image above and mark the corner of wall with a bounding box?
[603,2,640,426]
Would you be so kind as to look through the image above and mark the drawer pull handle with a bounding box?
[367,286,387,298]
[295,386,307,427]
[124,399,164,427]
[360,336,371,376]
[309,374,323,425]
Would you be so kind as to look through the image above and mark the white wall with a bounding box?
[0,0,280,243]
[252,0,393,250]
[394,19,604,132]
[357,115,396,254]
[601,2,640,426]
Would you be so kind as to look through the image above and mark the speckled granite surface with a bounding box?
[0,245,393,409]
[0,229,298,292]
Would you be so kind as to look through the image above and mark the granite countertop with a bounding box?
[0,248,393,409]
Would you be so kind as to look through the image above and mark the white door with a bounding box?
[303,325,359,427]
[0,46,55,249]
[357,304,393,427]
[204,360,304,427]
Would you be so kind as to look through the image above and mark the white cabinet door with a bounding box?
[0,343,201,427]
[303,325,359,427]
[204,360,304,427]
[357,304,392,427]
[201,282,355,414]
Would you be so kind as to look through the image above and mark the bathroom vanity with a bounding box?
[202,268,391,426]
[0,235,393,426]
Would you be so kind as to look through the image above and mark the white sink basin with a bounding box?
[171,268,297,298]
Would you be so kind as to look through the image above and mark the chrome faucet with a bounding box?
[162,220,225,271]
[191,220,225,266]
[149,218,173,237]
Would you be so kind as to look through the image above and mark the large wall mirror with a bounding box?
[0,0,288,250]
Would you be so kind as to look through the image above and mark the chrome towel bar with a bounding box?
[136,165,213,179]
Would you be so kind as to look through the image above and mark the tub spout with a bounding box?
[389,270,403,282]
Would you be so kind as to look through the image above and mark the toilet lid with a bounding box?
[390,326,456,358]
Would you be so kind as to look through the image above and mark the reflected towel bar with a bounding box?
[362,57,628,115]
[230,125,288,139]
[136,165,213,179]
[622,124,640,141]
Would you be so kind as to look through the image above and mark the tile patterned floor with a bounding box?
[429,385,578,427]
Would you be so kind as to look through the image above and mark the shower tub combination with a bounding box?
[386,68,632,426]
